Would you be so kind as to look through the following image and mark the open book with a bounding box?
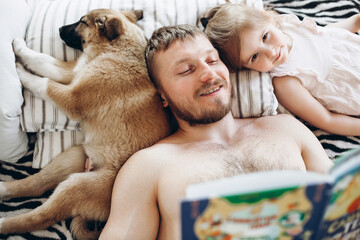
[181,148,360,240]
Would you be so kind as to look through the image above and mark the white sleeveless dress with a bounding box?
[270,14,360,116]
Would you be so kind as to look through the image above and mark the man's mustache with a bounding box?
[195,78,228,97]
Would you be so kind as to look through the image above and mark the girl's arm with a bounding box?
[326,13,360,33]
[273,76,360,136]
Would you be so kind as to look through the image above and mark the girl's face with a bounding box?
[239,23,292,72]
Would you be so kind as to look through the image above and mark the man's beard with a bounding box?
[165,78,232,126]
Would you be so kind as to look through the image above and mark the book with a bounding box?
[181,147,360,240]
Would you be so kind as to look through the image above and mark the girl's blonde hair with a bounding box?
[202,3,276,71]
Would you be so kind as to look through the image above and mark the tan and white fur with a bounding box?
[0,8,171,240]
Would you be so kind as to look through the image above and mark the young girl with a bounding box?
[201,3,360,136]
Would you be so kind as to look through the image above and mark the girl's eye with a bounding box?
[262,32,268,41]
[251,53,258,62]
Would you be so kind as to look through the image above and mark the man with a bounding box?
[99,24,333,240]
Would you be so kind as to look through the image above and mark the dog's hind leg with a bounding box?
[0,169,114,238]
[13,38,75,84]
[0,145,86,199]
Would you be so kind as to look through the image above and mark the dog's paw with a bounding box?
[0,217,10,234]
[13,38,37,72]
[12,38,27,57]
[0,182,9,199]
[16,62,50,100]
[16,62,34,87]
[0,218,4,233]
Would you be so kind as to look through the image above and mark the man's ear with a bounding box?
[96,16,123,41]
[159,93,168,108]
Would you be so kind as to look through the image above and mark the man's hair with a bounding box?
[202,3,276,71]
[145,24,208,89]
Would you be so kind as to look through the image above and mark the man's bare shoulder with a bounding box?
[126,139,177,167]
[117,142,174,188]
[255,113,295,122]
[249,114,318,147]
[250,114,301,130]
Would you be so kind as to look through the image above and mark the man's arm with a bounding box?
[99,150,160,240]
[326,13,360,33]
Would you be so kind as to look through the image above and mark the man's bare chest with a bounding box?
[157,134,307,238]
[167,135,306,185]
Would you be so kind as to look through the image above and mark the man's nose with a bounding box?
[198,63,217,82]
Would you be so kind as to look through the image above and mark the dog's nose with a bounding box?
[59,26,65,40]
[59,26,66,35]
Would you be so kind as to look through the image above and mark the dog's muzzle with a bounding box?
[59,22,83,51]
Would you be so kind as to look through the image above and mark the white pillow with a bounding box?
[0,0,34,163]
[21,0,276,168]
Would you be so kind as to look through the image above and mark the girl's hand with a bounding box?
[326,13,360,33]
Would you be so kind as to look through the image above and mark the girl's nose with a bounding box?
[264,46,276,58]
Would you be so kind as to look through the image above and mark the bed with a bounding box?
[0,0,359,239]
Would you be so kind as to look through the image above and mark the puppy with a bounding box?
[0,8,171,240]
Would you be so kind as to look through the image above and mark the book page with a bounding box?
[185,170,332,200]
[181,177,331,239]
[330,148,360,180]
[317,166,360,239]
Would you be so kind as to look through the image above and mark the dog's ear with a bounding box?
[122,10,143,23]
[96,16,123,41]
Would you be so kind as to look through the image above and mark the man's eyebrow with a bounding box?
[173,57,190,67]
[173,48,217,67]
[205,48,218,56]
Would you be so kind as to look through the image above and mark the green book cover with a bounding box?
[181,148,360,240]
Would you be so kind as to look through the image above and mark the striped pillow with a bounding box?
[231,70,277,118]
[22,0,276,168]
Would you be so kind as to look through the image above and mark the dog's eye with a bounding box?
[80,19,89,26]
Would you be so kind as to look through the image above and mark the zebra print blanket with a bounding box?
[1,0,360,239]
[0,136,74,240]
